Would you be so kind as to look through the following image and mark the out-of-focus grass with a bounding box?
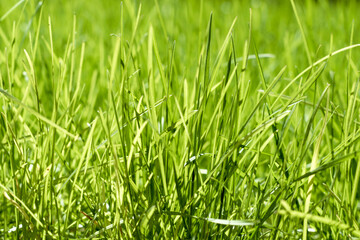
[1,0,360,238]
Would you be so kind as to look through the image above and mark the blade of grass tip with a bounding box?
[253,39,267,89]
[147,25,158,132]
[166,41,176,129]
[213,55,234,219]
[203,12,212,92]
[109,36,121,94]
[48,16,54,76]
[0,88,78,140]
[71,41,86,111]
[239,8,252,101]
[207,17,237,95]
[69,15,76,100]
[32,1,43,60]
[154,0,168,40]
[272,44,360,108]
[290,0,312,66]
[303,85,330,239]
[8,22,15,94]
[253,38,288,178]
[230,35,239,90]
[123,0,137,24]
[152,28,167,91]
[201,64,238,140]
[237,40,249,117]
[17,1,43,59]
[198,0,204,51]
[120,3,141,93]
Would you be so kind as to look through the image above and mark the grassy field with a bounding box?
[1,0,360,239]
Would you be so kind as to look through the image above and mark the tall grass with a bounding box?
[1,0,360,238]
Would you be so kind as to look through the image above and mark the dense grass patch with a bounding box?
[1,0,360,238]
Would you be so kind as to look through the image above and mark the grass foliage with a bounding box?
[1,0,360,238]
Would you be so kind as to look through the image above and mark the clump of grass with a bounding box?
[1,0,360,239]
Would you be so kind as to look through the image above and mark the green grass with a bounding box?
[1,0,360,238]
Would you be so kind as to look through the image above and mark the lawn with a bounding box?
[1,0,360,239]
